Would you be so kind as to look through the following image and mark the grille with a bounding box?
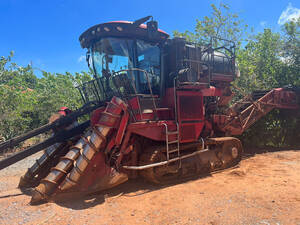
[179,96,203,120]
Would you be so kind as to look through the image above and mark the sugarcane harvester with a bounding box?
[0,16,299,204]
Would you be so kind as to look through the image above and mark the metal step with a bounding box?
[168,140,179,145]
[162,123,180,165]
[166,131,178,135]
[168,149,180,154]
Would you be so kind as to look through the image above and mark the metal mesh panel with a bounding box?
[179,96,203,120]
[77,78,106,104]
[76,73,137,104]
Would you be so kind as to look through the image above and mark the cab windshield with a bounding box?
[91,37,160,95]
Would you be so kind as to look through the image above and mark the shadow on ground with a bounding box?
[17,147,299,210]
[54,173,213,210]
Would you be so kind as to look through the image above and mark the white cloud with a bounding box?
[279,56,292,64]
[278,3,300,25]
[260,21,267,27]
[78,55,86,63]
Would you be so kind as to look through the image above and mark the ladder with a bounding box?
[162,123,181,167]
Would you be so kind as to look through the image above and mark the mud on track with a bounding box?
[0,150,300,225]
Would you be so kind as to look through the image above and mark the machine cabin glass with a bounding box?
[90,37,161,96]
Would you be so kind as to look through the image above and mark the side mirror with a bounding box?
[86,51,91,67]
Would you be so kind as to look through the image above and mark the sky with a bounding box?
[0,0,299,76]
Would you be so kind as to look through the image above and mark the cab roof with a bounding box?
[79,21,169,48]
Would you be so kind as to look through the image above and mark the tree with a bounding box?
[280,17,300,86]
[235,29,283,92]
[234,25,300,147]
[0,53,93,141]
[173,3,248,46]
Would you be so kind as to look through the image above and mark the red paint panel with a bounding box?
[177,90,204,122]
[161,88,175,109]
[180,122,204,143]
[128,121,177,141]
[201,86,222,96]
[80,152,111,190]
[90,107,105,126]
[177,90,205,143]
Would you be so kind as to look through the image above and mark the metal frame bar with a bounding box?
[219,88,299,135]
[122,148,209,170]
[163,123,170,161]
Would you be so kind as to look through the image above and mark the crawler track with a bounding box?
[139,137,243,184]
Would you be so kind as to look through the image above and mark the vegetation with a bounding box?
[0,3,299,147]
[173,3,248,46]
[0,52,92,140]
[236,23,300,147]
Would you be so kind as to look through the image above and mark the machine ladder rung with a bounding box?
[166,131,179,135]
[162,123,181,165]
[168,149,180,154]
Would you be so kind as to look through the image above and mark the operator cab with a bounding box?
[79,17,169,104]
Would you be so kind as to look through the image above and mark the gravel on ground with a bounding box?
[0,150,299,225]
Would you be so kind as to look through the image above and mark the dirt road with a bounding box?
[0,150,299,225]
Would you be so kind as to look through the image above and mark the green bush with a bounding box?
[0,52,92,140]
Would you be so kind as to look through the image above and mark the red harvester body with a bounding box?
[0,16,298,204]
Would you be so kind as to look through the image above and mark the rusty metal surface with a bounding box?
[31,97,128,204]
[213,88,299,135]
[138,137,243,184]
